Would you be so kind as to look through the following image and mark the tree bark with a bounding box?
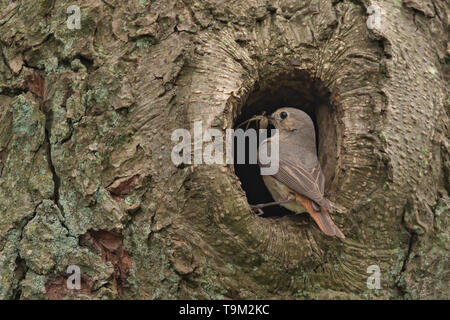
[0,0,448,299]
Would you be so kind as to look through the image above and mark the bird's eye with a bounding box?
[280,111,288,119]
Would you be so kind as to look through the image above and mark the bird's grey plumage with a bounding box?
[259,108,331,210]
[254,107,344,238]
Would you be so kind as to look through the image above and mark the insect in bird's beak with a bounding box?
[237,111,269,130]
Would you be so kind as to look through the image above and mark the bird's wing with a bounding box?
[259,138,329,209]
[275,157,326,205]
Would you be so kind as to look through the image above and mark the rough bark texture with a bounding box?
[0,0,448,299]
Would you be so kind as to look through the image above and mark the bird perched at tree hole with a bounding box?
[252,107,345,239]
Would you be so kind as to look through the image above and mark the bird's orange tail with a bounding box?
[295,194,345,239]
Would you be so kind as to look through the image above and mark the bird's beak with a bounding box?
[267,115,275,123]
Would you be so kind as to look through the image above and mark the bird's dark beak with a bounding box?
[267,115,275,123]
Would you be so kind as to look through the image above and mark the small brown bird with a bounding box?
[253,107,345,239]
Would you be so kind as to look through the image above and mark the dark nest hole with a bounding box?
[233,70,337,218]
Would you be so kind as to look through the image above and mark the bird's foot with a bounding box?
[250,204,265,216]
[250,199,294,216]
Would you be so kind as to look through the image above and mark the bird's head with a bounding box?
[268,107,315,132]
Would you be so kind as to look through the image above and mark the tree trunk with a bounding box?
[0,0,448,299]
